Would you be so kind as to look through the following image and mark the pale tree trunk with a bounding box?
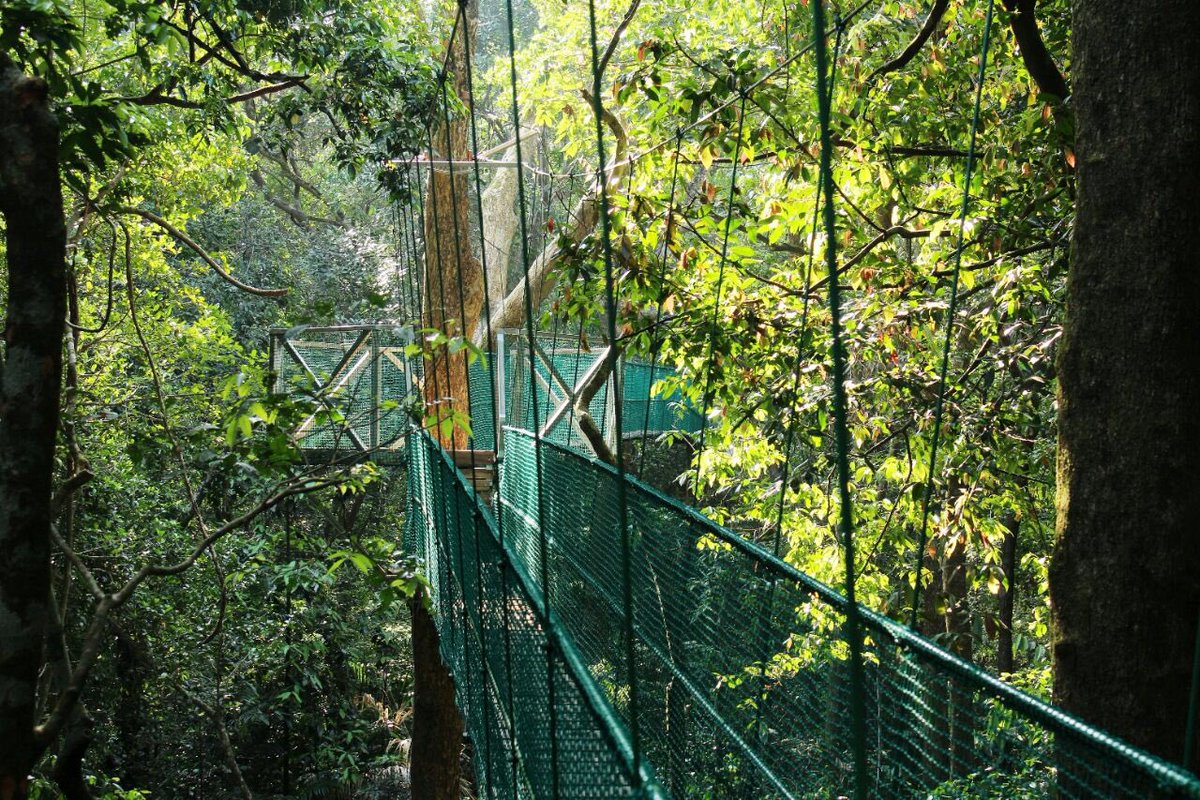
[0,55,68,795]
[481,142,522,311]
[474,94,628,348]
[1051,0,1200,765]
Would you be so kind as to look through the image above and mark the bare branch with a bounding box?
[250,170,346,228]
[257,150,323,199]
[597,0,643,78]
[49,525,105,602]
[116,78,305,109]
[867,0,950,84]
[1001,0,1069,100]
[51,470,94,513]
[117,205,288,297]
[36,475,343,745]
[178,685,255,800]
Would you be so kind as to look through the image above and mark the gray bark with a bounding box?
[476,96,628,347]
[0,54,68,791]
[481,142,522,311]
[1051,0,1200,764]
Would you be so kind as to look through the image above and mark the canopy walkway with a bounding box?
[270,0,1200,794]
[272,323,1200,798]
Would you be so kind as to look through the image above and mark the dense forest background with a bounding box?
[1,0,1197,797]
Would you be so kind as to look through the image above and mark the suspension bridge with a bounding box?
[269,0,1200,795]
[269,320,1200,799]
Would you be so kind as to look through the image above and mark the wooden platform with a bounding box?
[450,449,496,503]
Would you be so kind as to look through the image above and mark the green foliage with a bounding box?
[491,0,1069,690]
[2,0,443,793]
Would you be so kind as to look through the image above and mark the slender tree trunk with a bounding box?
[1051,0,1200,764]
[409,595,464,800]
[996,511,1018,676]
[0,55,68,796]
[941,532,972,662]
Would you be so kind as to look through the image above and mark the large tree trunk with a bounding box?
[0,55,68,794]
[1051,0,1200,765]
[423,0,484,451]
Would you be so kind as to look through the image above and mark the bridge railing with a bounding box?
[405,428,670,799]
[496,426,1200,799]
[269,325,415,462]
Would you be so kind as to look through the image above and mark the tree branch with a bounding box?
[1001,0,1068,100]
[480,93,628,344]
[178,685,255,800]
[597,0,643,77]
[36,475,343,746]
[117,206,288,297]
[257,149,323,199]
[116,78,305,109]
[867,0,950,83]
[249,170,345,228]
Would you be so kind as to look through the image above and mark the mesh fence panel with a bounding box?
[622,360,704,438]
[497,428,1200,800]
[502,332,701,453]
[270,327,411,459]
[273,328,696,460]
[406,430,670,799]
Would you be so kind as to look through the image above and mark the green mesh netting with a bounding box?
[275,326,700,458]
[502,332,702,453]
[405,430,670,799]
[483,428,1200,799]
[270,326,412,460]
[280,326,1200,798]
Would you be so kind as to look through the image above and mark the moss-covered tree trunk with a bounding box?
[1051,0,1200,764]
[0,54,68,796]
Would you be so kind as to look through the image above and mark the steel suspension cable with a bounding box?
[637,135,684,477]
[433,40,502,789]
[457,9,517,794]
[811,1,868,796]
[909,0,997,630]
[585,0,642,771]
[752,21,844,747]
[501,0,561,791]
[691,93,748,498]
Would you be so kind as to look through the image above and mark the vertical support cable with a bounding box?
[1186,610,1200,770]
[691,95,748,497]
[637,135,683,476]
[500,0,559,792]
[752,27,842,744]
[584,0,641,773]
[909,0,996,629]
[810,1,868,796]
[459,4,504,788]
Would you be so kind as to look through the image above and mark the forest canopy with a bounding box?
[2,0,1198,796]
